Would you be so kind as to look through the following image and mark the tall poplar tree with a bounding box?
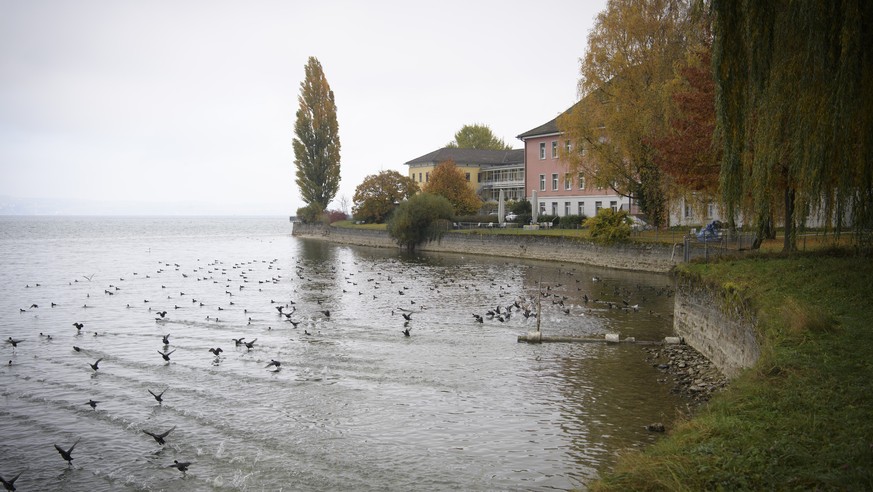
[713,0,873,252]
[293,57,341,211]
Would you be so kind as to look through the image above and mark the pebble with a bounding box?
[644,344,729,407]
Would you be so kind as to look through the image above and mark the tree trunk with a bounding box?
[783,186,796,252]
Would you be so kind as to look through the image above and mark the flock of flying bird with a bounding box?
[3,252,675,490]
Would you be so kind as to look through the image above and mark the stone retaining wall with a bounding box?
[292,223,682,273]
[672,274,760,378]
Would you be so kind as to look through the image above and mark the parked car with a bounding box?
[505,213,518,221]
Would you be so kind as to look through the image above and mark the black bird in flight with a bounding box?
[86,399,99,409]
[208,347,223,356]
[320,310,330,318]
[170,459,191,474]
[232,337,245,346]
[73,322,84,332]
[157,349,176,362]
[266,359,281,369]
[402,327,411,337]
[5,338,23,349]
[0,471,22,491]
[149,388,167,403]
[161,334,171,345]
[244,338,257,350]
[143,426,176,445]
[73,345,82,352]
[89,358,103,371]
[402,312,412,321]
[54,439,81,465]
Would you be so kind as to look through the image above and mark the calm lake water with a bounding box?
[0,216,683,491]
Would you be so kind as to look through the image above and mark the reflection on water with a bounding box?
[0,217,682,491]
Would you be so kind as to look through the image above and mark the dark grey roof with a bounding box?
[516,101,582,140]
[405,148,524,166]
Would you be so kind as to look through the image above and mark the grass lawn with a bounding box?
[592,251,873,491]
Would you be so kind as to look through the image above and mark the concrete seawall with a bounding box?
[291,223,682,273]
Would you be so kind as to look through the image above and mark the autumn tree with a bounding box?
[387,193,454,251]
[713,0,873,252]
[558,0,699,227]
[423,160,482,215]
[293,56,341,211]
[352,170,419,224]
[651,42,721,213]
[446,124,512,150]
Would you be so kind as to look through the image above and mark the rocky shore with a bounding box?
[644,343,730,407]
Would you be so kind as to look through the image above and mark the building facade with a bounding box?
[516,114,633,218]
[405,148,525,202]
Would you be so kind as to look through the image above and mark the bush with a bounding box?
[558,214,586,229]
[325,209,348,224]
[296,203,325,224]
[511,199,532,215]
[585,208,631,242]
[386,193,454,251]
[536,214,559,225]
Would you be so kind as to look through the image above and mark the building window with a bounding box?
[465,172,470,182]
[539,174,545,191]
[595,201,602,212]
[564,173,572,191]
[418,172,422,182]
[551,173,558,191]
[539,143,546,160]
[551,202,558,215]
[564,201,571,216]
[578,202,585,216]
[578,174,585,190]
[610,200,617,212]
[539,202,546,215]
[707,202,716,219]
[426,172,429,183]
[551,141,558,158]
[684,202,693,219]
[565,140,572,153]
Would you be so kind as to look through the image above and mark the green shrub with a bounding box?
[585,208,631,242]
[558,214,586,229]
[386,193,454,251]
[296,203,325,224]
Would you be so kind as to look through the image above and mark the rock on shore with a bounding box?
[644,343,729,406]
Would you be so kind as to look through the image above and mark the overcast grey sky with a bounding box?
[0,0,607,215]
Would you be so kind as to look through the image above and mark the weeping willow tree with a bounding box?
[713,1,873,252]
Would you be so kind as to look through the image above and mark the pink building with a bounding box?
[517,112,635,218]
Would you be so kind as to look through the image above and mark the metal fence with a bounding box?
[682,231,758,262]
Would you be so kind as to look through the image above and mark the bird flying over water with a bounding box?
[148,388,167,403]
[54,439,81,465]
[170,459,191,474]
[266,359,281,369]
[89,358,103,371]
[208,347,223,356]
[232,337,245,346]
[86,399,99,409]
[0,471,22,491]
[143,426,176,445]
[162,334,170,345]
[157,349,176,362]
[73,322,84,332]
[402,327,411,337]
[244,339,257,350]
[5,338,23,349]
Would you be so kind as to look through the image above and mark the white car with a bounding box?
[505,213,518,221]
